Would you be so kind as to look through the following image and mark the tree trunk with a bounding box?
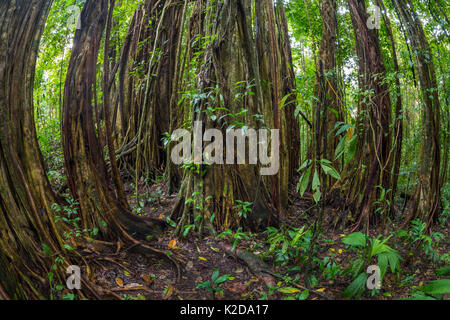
[117,0,184,184]
[63,0,165,241]
[313,0,343,188]
[376,0,404,218]
[392,0,441,227]
[171,0,298,234]
[0,0,70,299]
[344,0,393,229]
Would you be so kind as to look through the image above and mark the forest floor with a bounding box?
[80,180,448,301]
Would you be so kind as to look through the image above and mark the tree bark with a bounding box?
[171,0,298,234]
[0,0,69,299]
[376,0,403,218]
[117,0,185,184]
[63,0,165,241]
[313,0,343,188]
[392,0,441,227]
[344,0,393,229]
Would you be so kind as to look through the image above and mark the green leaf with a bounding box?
[396,229,409,239]
[313,190,322,203]
[298,159,311,171]
[166,217,177,228]
[435,266,450,276]
[370,238,390,256]
[336,124,352,136]
[378,253,389,278]
[42,243,52,256]
[320,163,341,180]
[63,244,74,251]
[319,159,332,165]
[312,169,320,190]
[280,93,295,110]
[297,166,311,197]
[405,292,437,300]
[215,275,230,285]
[183,225,194,237]
[341,232,366,247]
[196,281,211,290]
[62,293,76,300]
[334,137,346,160]
[278,287,301,294]
[386,251,401,274]
[298,289,309,300]
[290,226,306,246]
[211,269,220,282]
[377,248,401,277]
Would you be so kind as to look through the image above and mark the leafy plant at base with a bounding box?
[233,200,253,219]
[373,185,392,218]
[406,266,450,300]
[218,228,250,252]
[396,219,445,263]
[319,256,342,281]
[262,226,311,265]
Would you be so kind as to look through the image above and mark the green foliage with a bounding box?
[373,185,392,217]
[439,182,450,227]
[396,219,445,263]
[36,117,64,175]
[263,226,312,265]
[44,251,68,300]
[260,274,310,301]
[407,271,450,300]
[319,256,342,281]
[23,0,449,302]
[341,233,401,299]
[277,286,309,301]
[435,265,450,276]
[233,200,253,219]
[62,293,77,300]
[333,122,357,164]
[297,159,341,203]
[52,198,98,239]
[218,228,250,252]
[343,273,368,300]
[423,279,450,295]
[341,232,366,247]
[196,269,231,296]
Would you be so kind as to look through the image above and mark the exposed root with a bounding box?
[224,246,334,300]
[0,284,10,300]
[127,240,183,283]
